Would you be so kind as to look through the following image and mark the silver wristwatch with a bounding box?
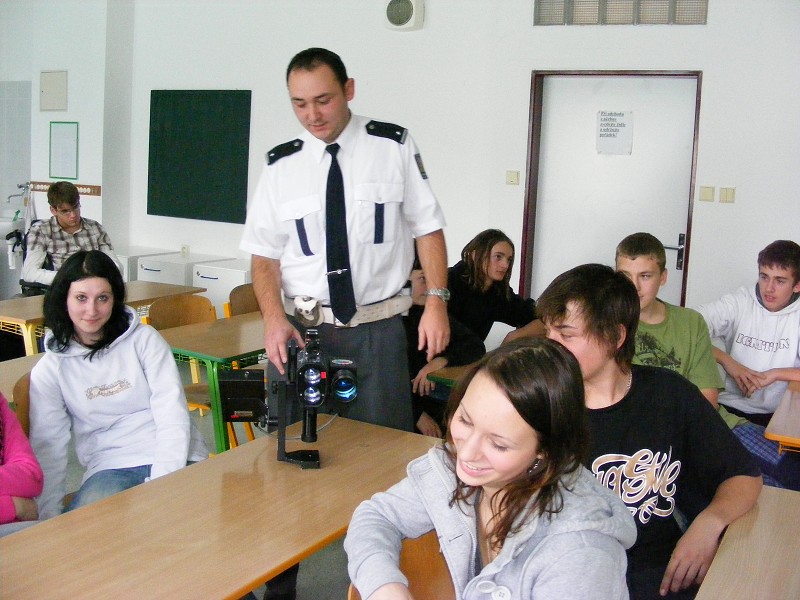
[424,288,451,302]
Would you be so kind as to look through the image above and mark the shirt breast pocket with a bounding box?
[277,194,323,257]
[354,183,403,245]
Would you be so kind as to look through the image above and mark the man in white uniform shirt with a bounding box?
[241,48,450,435]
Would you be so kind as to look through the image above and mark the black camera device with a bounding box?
[219,329,357,469]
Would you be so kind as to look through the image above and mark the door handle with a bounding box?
[663,233,685,271]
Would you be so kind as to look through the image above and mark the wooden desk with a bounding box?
[696,485,800,599]
[158,312,266,452]
[0,281,205,355]
[427,364,473,388]
[0,417,437,600]
[765,387,800,454]
[0,353,42,401]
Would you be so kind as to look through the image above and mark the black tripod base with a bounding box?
[281,449,321,469]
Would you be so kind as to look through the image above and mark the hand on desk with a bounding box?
[412,357,448,397]
[416,412,443,439]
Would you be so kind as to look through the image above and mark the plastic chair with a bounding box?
[223,283,260,318]
[347,531,456,600]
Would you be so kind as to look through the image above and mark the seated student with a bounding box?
[538,264,762,600]
[0,391,43,537]
[618,233,800,490]
[345,339,636,600]
[21,181,122,290]
[404,268,485,437]
[447,229,539,342]
[696,240,800,428]
[29,251,207,519]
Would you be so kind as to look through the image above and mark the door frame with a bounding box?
[519,70,702,306]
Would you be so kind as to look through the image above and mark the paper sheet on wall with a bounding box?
[597,111,633,155]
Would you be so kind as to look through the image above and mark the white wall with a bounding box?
[1,0,798,306]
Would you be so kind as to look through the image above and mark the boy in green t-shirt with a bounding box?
[615,232,723,407]
[616,232,798,490]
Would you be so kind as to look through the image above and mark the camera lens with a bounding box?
[303,367,322,386]
[303,386,323,406]
[330,368,357,403]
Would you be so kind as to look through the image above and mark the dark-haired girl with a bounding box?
[29,250,207,519]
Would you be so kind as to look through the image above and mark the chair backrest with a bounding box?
[145,294,217,330]
[347,531,456,600]
[12,372,32,437]
[224,283,260,318]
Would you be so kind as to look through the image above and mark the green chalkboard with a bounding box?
[147,90,251,224]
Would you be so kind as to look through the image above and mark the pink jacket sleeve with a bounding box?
[0,393,44,524]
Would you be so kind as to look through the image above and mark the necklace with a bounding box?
[623,369,633,394]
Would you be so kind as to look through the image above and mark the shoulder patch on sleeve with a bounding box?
[366,120,408,144]
[266,139,304,165]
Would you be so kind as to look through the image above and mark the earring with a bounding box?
[527,458,541,475]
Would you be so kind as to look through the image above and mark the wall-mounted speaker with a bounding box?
[385,0,424,31]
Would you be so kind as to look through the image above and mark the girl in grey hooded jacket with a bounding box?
[345,339,636,600]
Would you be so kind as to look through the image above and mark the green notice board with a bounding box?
[148,90,251,224]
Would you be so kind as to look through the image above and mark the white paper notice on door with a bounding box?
[597,111,633,155]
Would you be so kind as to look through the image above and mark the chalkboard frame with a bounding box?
[147,90,252,224]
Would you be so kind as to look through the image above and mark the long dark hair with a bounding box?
[43,250,128,359]
[443,338,589,551]
[460,229,515,298]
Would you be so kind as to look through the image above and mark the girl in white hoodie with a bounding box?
[29,250,207,519]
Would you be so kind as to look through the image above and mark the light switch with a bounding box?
[699,186,715,202]
[505,170,520,186]
[719,187,736,203]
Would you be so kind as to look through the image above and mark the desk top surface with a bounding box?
[158,311,265,362]
[427,364,473,387]
[0,281,205,325]
[764,386,800,447]
[0,416,437,600]
[0,353,43,400]
[696,485,800,599]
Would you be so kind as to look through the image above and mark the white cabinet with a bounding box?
[192,259,252,317]
[137,252,230,286]
[115,246,173,282]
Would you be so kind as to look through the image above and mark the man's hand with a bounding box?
[264,314,304,375]
[659,512,722,595]
[418,301,450,362]
[717,352,763,397]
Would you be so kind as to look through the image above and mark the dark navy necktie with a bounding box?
[325,144,357,324]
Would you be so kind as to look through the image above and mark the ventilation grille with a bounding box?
[535,0,708,25]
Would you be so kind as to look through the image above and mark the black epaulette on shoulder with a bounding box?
[266,139,304,165]
[366,120,408,144]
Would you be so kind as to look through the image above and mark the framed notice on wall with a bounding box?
[49,121,79,179]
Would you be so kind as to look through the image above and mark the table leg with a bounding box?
[206,360,230,453]
[21,325,38,356]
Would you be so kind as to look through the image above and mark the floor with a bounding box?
[63,378,351,600]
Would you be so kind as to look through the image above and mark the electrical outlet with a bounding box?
[505,170,520,186]
[180,245,190,257]
[699,186,715,202]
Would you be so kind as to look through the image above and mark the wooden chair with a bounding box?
[223,283,260,318]
[222,283,261,447]
[347,531,456,600]
[13,372,75,508]
[144,293,254,448]
[143,294,217,415]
